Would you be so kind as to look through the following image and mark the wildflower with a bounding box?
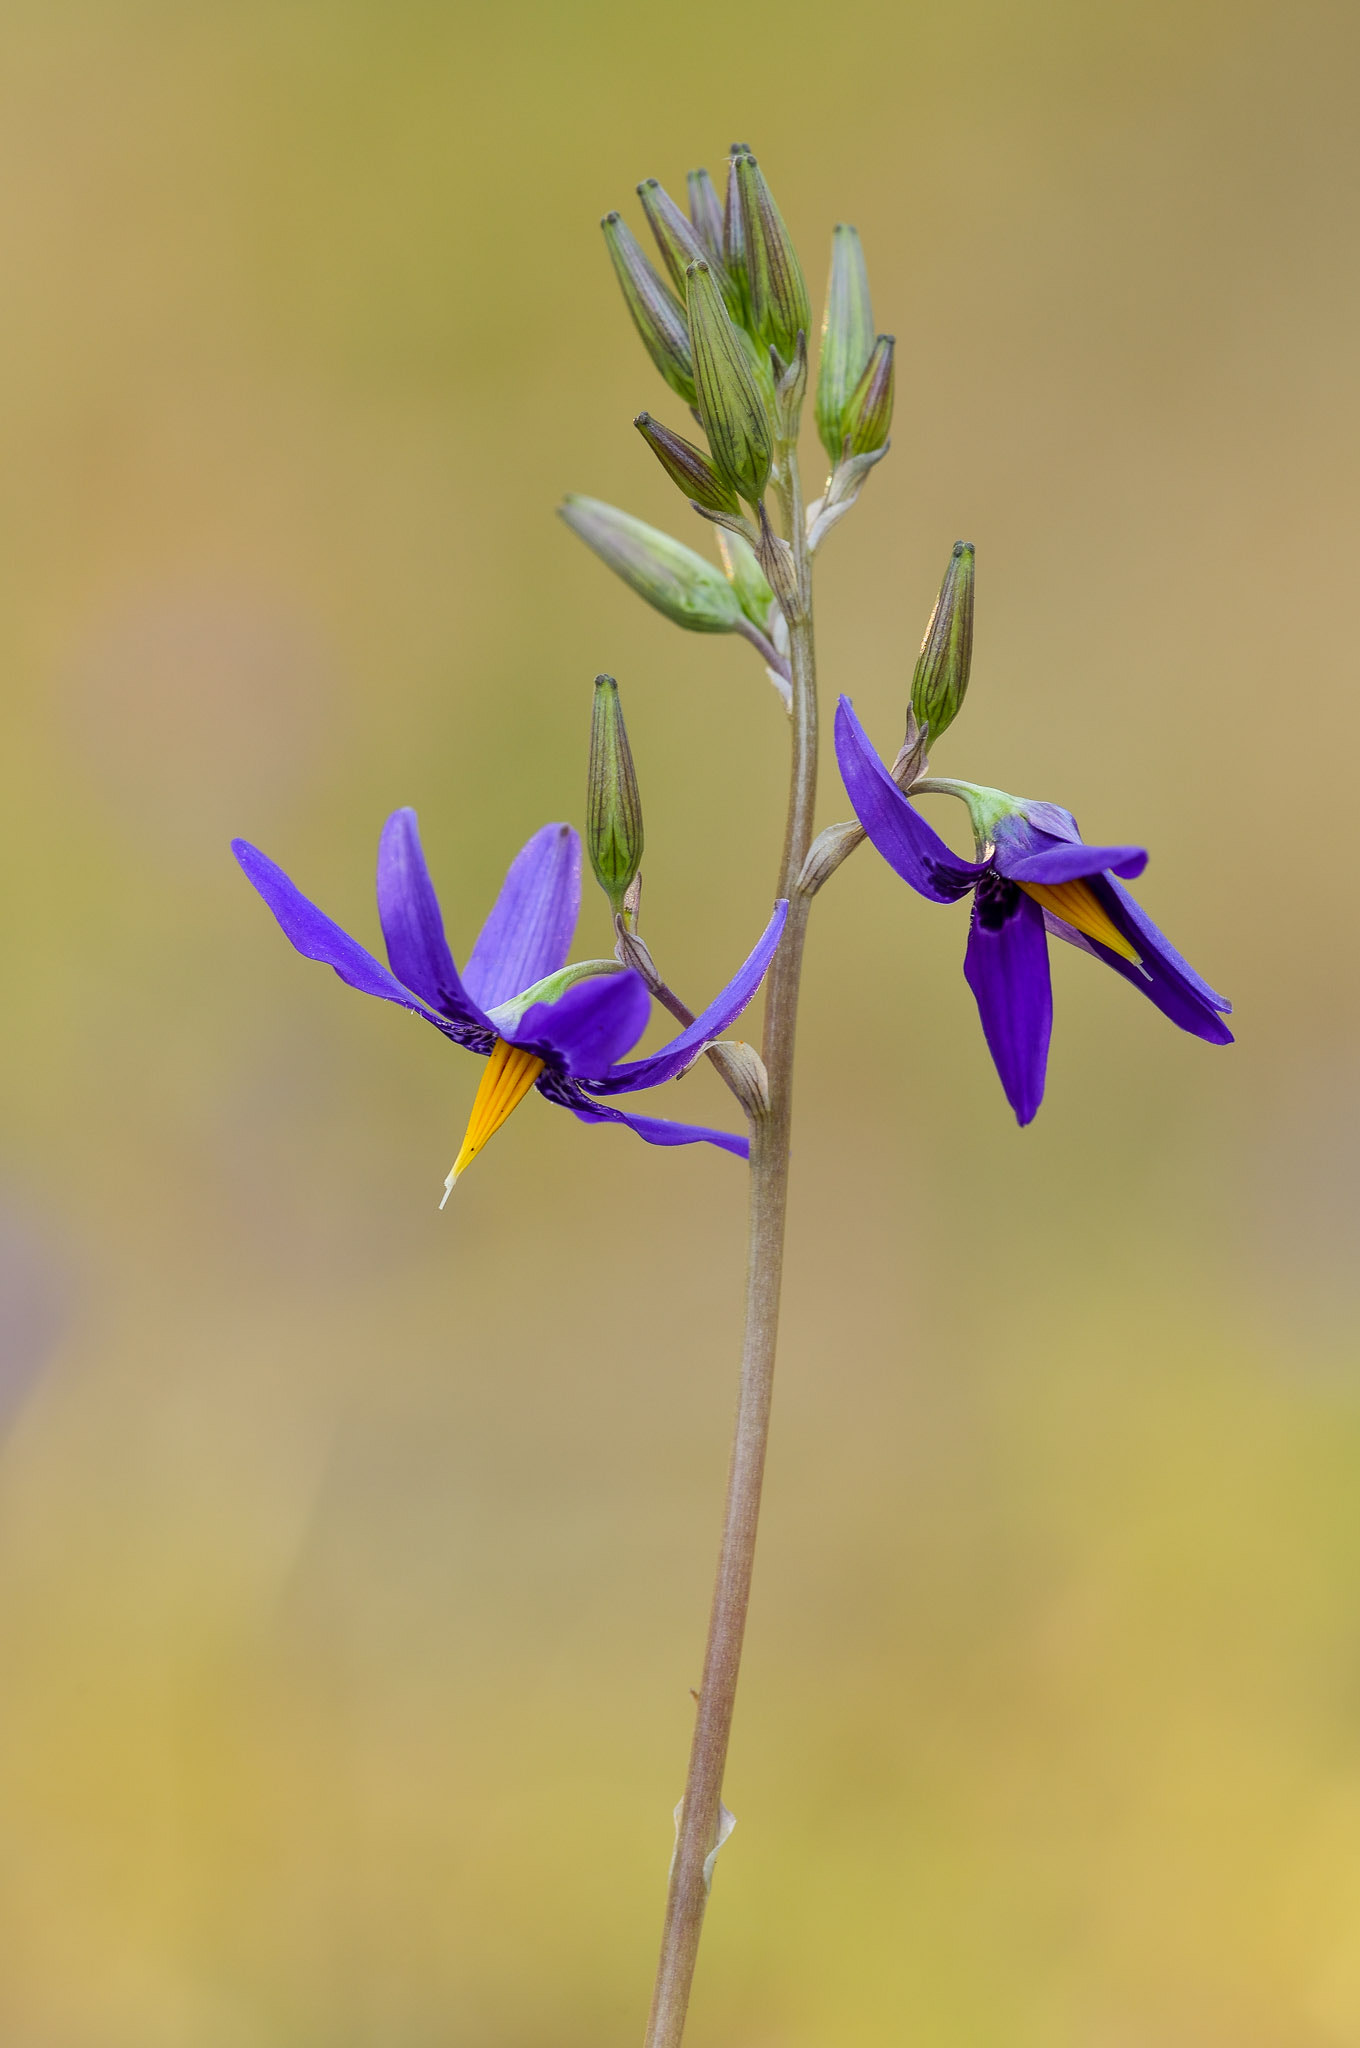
[233,811,786,1197]
[834,697,1232,1124]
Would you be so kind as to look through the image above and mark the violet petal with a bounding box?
[464,823,582,1011]
[513,970,652,1075]
[376,809,491,1031]
[835,697,986,902]
[588,901,788,1094]
[962,875,1053,1125]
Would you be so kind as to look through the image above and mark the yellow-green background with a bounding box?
[1,3,1356,2042]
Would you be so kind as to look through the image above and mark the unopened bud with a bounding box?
[732,152,811,368]
[715,529,776,630]
[686,260,773,508]
[722,150,752,324]
[686,167,725,265]
[634,412,741,518]
[559,495,747,635]
[911,542,974,745]
[816,224,875,462]
[842,334,895,456]
[638,178,741,321]
[602,212,696,406]
[587,675,645,917]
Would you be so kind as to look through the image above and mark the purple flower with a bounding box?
[834,696,1232,1125]
[234,810,786,1196]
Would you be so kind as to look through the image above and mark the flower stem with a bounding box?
[642,446,817,2048]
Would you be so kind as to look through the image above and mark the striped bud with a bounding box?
[638,178,742,321]
[587,675,645,917]
[842,334,895,456]
[911,542,975,745]
[816,224,875,461]
[722,150,753,325]
[732,152,811,366]
[686,167,725,264]
[634,412,742,517]
[558,496,747,634]
[601,212,696,405]
[686,260,773,508]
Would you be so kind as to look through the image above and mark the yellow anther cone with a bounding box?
[1016,877,1141,964]
[441,1039,545,1205]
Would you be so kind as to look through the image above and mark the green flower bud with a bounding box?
[601,212,696,406]
[815,224,875,462]
[686,260,773,508]
[715,529,776,631]
[686,167,725,264]
[587,675,645,917]
[722,150,753,325]
[558,495,748,635]
[732,152,811,367]
[634,412,742,518]
[910,542,975,745]
[842,334,895,456]
[638,178,742,321]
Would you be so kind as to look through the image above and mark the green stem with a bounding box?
[642,445,817,2048]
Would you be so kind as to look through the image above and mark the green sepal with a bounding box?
[816,224,875,462]
[558,495,747,634]
[686,259,774,508]
[586,674,645,917]
[910,542,975,746]
[601,211,696,406]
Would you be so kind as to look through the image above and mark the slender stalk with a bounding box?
[643,445,817,2048]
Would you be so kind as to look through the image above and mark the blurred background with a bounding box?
[0,2,1357,2042]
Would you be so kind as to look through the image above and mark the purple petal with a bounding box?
[234,839,457,1032]
[587,901,788,1095]
[995,816,1148,884]
[376,809,491,1031]
[463,824,581,1010]
[512,970,652,1075]
[835,697,985,902]
[1056,876,1233,1043]
[962,875,1053,1125]
[538,1071,749,1159]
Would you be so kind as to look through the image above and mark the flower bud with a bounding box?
[910,542,975,745]
[634,412,741,517]
[732,152,811,367]
[587,675,645,917]
[722,151,752,324]
[601,212,696,406]
[686,260,773,508]
[686,167,725,264]
[638,178,741,321]
[558,495,747,634]
[815,224,875,461]
[842,334,895,456]
[715,529,776,630]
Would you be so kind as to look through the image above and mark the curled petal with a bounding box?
[996,830,1148,885]
[1050,877,1233,1043]
[233,839,468,1038]
[540,1071,749,1159]
[962,876,1053,1125]
[834,697,985,902]
[513,969,652,1075]
[464,824,581,1012]
[589,901,788,1094]
[376,809,490,1031]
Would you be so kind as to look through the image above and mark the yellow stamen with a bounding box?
[1016,877,1142,964]
[440,1038,545,1205]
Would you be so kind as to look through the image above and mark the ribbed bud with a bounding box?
[587,675,645,917]
[686,167,725,264]
[686,260,773,508]
[842,334,895,456]
[634,412,741,517]
[722,151,752,324]
[816,224,875,461]
[558,495,747,634]
[910,542,975,745]
[638,178,741,321]
[601,212,696,405]
[732,152,811,367]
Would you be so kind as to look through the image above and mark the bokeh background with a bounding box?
[1,2,1357,2042]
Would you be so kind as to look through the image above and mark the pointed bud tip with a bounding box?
[637,177,660,194]
[953,540,974,556]
[601,211,621,227]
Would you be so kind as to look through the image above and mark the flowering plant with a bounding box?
[237,143,1230,2047]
